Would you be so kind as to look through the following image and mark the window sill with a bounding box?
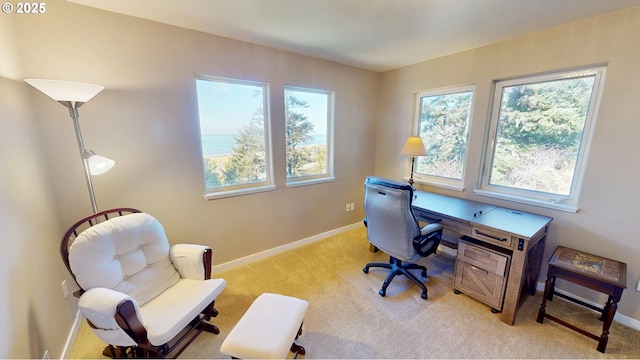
[406,177,464,192]
[473,189,579,213]
[204,184,276,200]
[286,176,336,188]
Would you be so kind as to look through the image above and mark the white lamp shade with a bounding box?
[25,79,104,103]
[87,153,115,175]
[401,136,427,156]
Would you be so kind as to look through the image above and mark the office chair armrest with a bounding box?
[414,223,443,257]
[420,223,443,236]
[170,244,212,280]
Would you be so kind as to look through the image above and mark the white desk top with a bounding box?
[413,190,552,239]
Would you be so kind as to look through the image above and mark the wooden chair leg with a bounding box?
[290,343,306,358]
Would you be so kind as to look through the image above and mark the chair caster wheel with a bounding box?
[363,267,369,274]
[421,270,427,278]
[421,292,428,300]
[491,308,499,314]
[454,289,461,294]
[379,289,386,297]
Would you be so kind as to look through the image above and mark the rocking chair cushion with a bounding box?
[141,277,226,345]
[70,213,181,306]
[78,288,139,347]
[170,244,210,280]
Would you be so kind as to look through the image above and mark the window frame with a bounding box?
[195,75,275,200]
[475,66,607,212]
[284,86,335,187]
[410,85,475,191]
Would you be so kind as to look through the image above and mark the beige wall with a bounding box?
[376,7,640,322]
[0,17,75,359]
[1,0,377,358]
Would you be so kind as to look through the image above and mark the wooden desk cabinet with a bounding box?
[412,191,552,325]
[455,238,511,311]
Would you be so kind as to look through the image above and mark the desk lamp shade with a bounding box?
[401,136,427,156]
[401,136,426,185]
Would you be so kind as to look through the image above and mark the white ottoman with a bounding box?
[220,293,309,359]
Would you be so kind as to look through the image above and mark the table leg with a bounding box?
[597,299,617,353]
[547,276,556,301]
[600,296,613,321]
[537,275,553,323]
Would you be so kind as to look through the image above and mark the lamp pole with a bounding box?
[409,155,416,186]
[62,101,99,214]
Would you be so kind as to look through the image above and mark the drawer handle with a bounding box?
[471,265,489,274]
[469,248,492,257]
[474,229,508,242]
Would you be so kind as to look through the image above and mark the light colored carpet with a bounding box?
[70,226,640,359]
[337,250,455,323]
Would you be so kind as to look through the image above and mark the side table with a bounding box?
[536,246,627,353]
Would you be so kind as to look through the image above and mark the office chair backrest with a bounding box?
[364,176,420,260]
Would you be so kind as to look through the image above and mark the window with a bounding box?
[413,86,474,190]
[195,76,274,199]
[476,67,606,212]
[284,87,334,186]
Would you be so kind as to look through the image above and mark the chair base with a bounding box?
[101,304,221,359]
[363,256,429,299]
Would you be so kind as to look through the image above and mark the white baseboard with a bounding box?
[536,281,640,331]
[61,310,83,360]
[213,222,363,273]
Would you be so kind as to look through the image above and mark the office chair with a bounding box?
[362,176,443,299]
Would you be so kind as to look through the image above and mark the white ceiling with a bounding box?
[69,0,640,72]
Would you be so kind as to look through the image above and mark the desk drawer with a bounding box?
[455,240,511,310]
[414,209,470,235]
[458,240,509,276]
[471,225,513,249]
[454,259,508,310]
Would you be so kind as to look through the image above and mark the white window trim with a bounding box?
[284,86,335,186]
[477,67,607,213]
[286,176,336,188]
[195,75,275,199]
[408,176,465,192]
[204,184,277,200]
[411,85,475,191]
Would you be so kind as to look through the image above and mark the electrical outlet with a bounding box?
[61,280,69,299]
[350,202,355,211]
[345,203,350,212]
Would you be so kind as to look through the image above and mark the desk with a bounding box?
[411,191,553,325]
[536,246,627,353]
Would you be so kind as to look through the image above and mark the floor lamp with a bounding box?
[25,79,115,214]
[400,136,426,186]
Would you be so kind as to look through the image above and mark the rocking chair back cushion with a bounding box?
[69,212,180,306]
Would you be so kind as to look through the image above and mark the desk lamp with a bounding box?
[401,136,426,186]
[25,79,114,214]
